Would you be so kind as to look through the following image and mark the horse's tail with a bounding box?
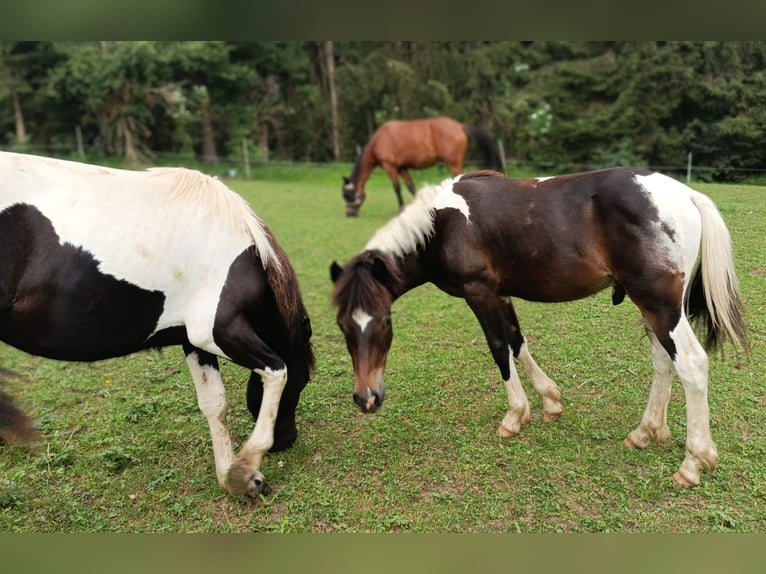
[463,124,505,173]
[686,192,750,354]
[0,368,37,444]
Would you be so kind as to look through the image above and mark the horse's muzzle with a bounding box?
[345,193,365,217]
[353,387,385,413]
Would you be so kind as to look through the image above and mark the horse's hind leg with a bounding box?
[669,317,717,486]
[629,313,716,486]
[624,321,674,449]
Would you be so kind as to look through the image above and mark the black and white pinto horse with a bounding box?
[331,168,749,487]
[0,151,314,498]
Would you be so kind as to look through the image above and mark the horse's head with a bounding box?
[330,252,404,413]
[342,176,365,217]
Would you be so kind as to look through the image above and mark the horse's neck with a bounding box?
[392,251,428,300]
[351,146,376,191]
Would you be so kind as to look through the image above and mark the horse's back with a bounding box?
[0,152,269,358]
[435,168,701,302]
[370,117,466,168]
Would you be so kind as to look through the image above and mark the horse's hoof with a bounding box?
[226,462,271,498]
[497,424,517,438]
[543,412,561,423]
[672,471,697,487]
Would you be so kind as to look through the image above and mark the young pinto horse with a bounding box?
[331,168,749,487]
[342,116,504,216]
[0,151,314,499]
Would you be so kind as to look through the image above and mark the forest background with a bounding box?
[2,41,766,182]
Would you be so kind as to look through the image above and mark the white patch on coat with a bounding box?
[352,308,373,332]
[634,172,701,276]
[0,152,276,351]
[365,175,469,257]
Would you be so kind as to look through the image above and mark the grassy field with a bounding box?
[0,163,764,532]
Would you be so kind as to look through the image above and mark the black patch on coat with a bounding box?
[0,203,166,361]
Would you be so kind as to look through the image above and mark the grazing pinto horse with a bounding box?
[331,168,749,487]
[0,151,314,499]
[342,116,504,216]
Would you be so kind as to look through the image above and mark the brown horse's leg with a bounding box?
[381,163,405,211]
[400,169,417,196]
[447,160,464,177]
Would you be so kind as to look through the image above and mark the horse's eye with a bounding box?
[382,316,392,328]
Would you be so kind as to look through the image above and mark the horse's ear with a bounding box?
[370,256,389,284]
[330,261,344,283]
[342,176,350,185]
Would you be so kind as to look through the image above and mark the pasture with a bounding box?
[0,163,764,532]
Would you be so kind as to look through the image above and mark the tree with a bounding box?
[45,41,172,162]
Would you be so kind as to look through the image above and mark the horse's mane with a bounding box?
[332,250,405,313]
[148,167,278,269]
[364,176,462,257]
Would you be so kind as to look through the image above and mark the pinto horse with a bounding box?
[342,116,504,216]
[0,151,314,499]
[331,168,749,487]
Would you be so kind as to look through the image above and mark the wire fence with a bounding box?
[5,142,766,185]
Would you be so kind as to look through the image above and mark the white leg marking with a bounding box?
[238,366,288,472]
[498,345,531,436]
[516,340,563,421]
[186,353,235,490]
[670,317,717,486]
[626,324,674,449]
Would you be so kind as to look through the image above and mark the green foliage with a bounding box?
[0,165,764,532]
[3,42,766,180]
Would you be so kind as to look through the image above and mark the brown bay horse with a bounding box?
[342,116,504,216]
[331,168,749,487]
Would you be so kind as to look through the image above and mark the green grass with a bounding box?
[0,165,764,532]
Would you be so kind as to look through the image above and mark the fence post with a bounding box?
[242,138,251,179]
[497,138,507,174]
[75,125,85,160]
[686,152,692,184]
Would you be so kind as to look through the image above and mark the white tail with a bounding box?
[689,192,749,352]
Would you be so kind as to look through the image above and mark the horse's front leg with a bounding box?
[381,163,405,211]
[400,169,417,196]
[184,348,236,492]
[465,291,530,437]
[226,365,287,497]
[210,314,290,498]
[502,299,563,422]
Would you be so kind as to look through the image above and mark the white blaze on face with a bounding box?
[352,308,373,333]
